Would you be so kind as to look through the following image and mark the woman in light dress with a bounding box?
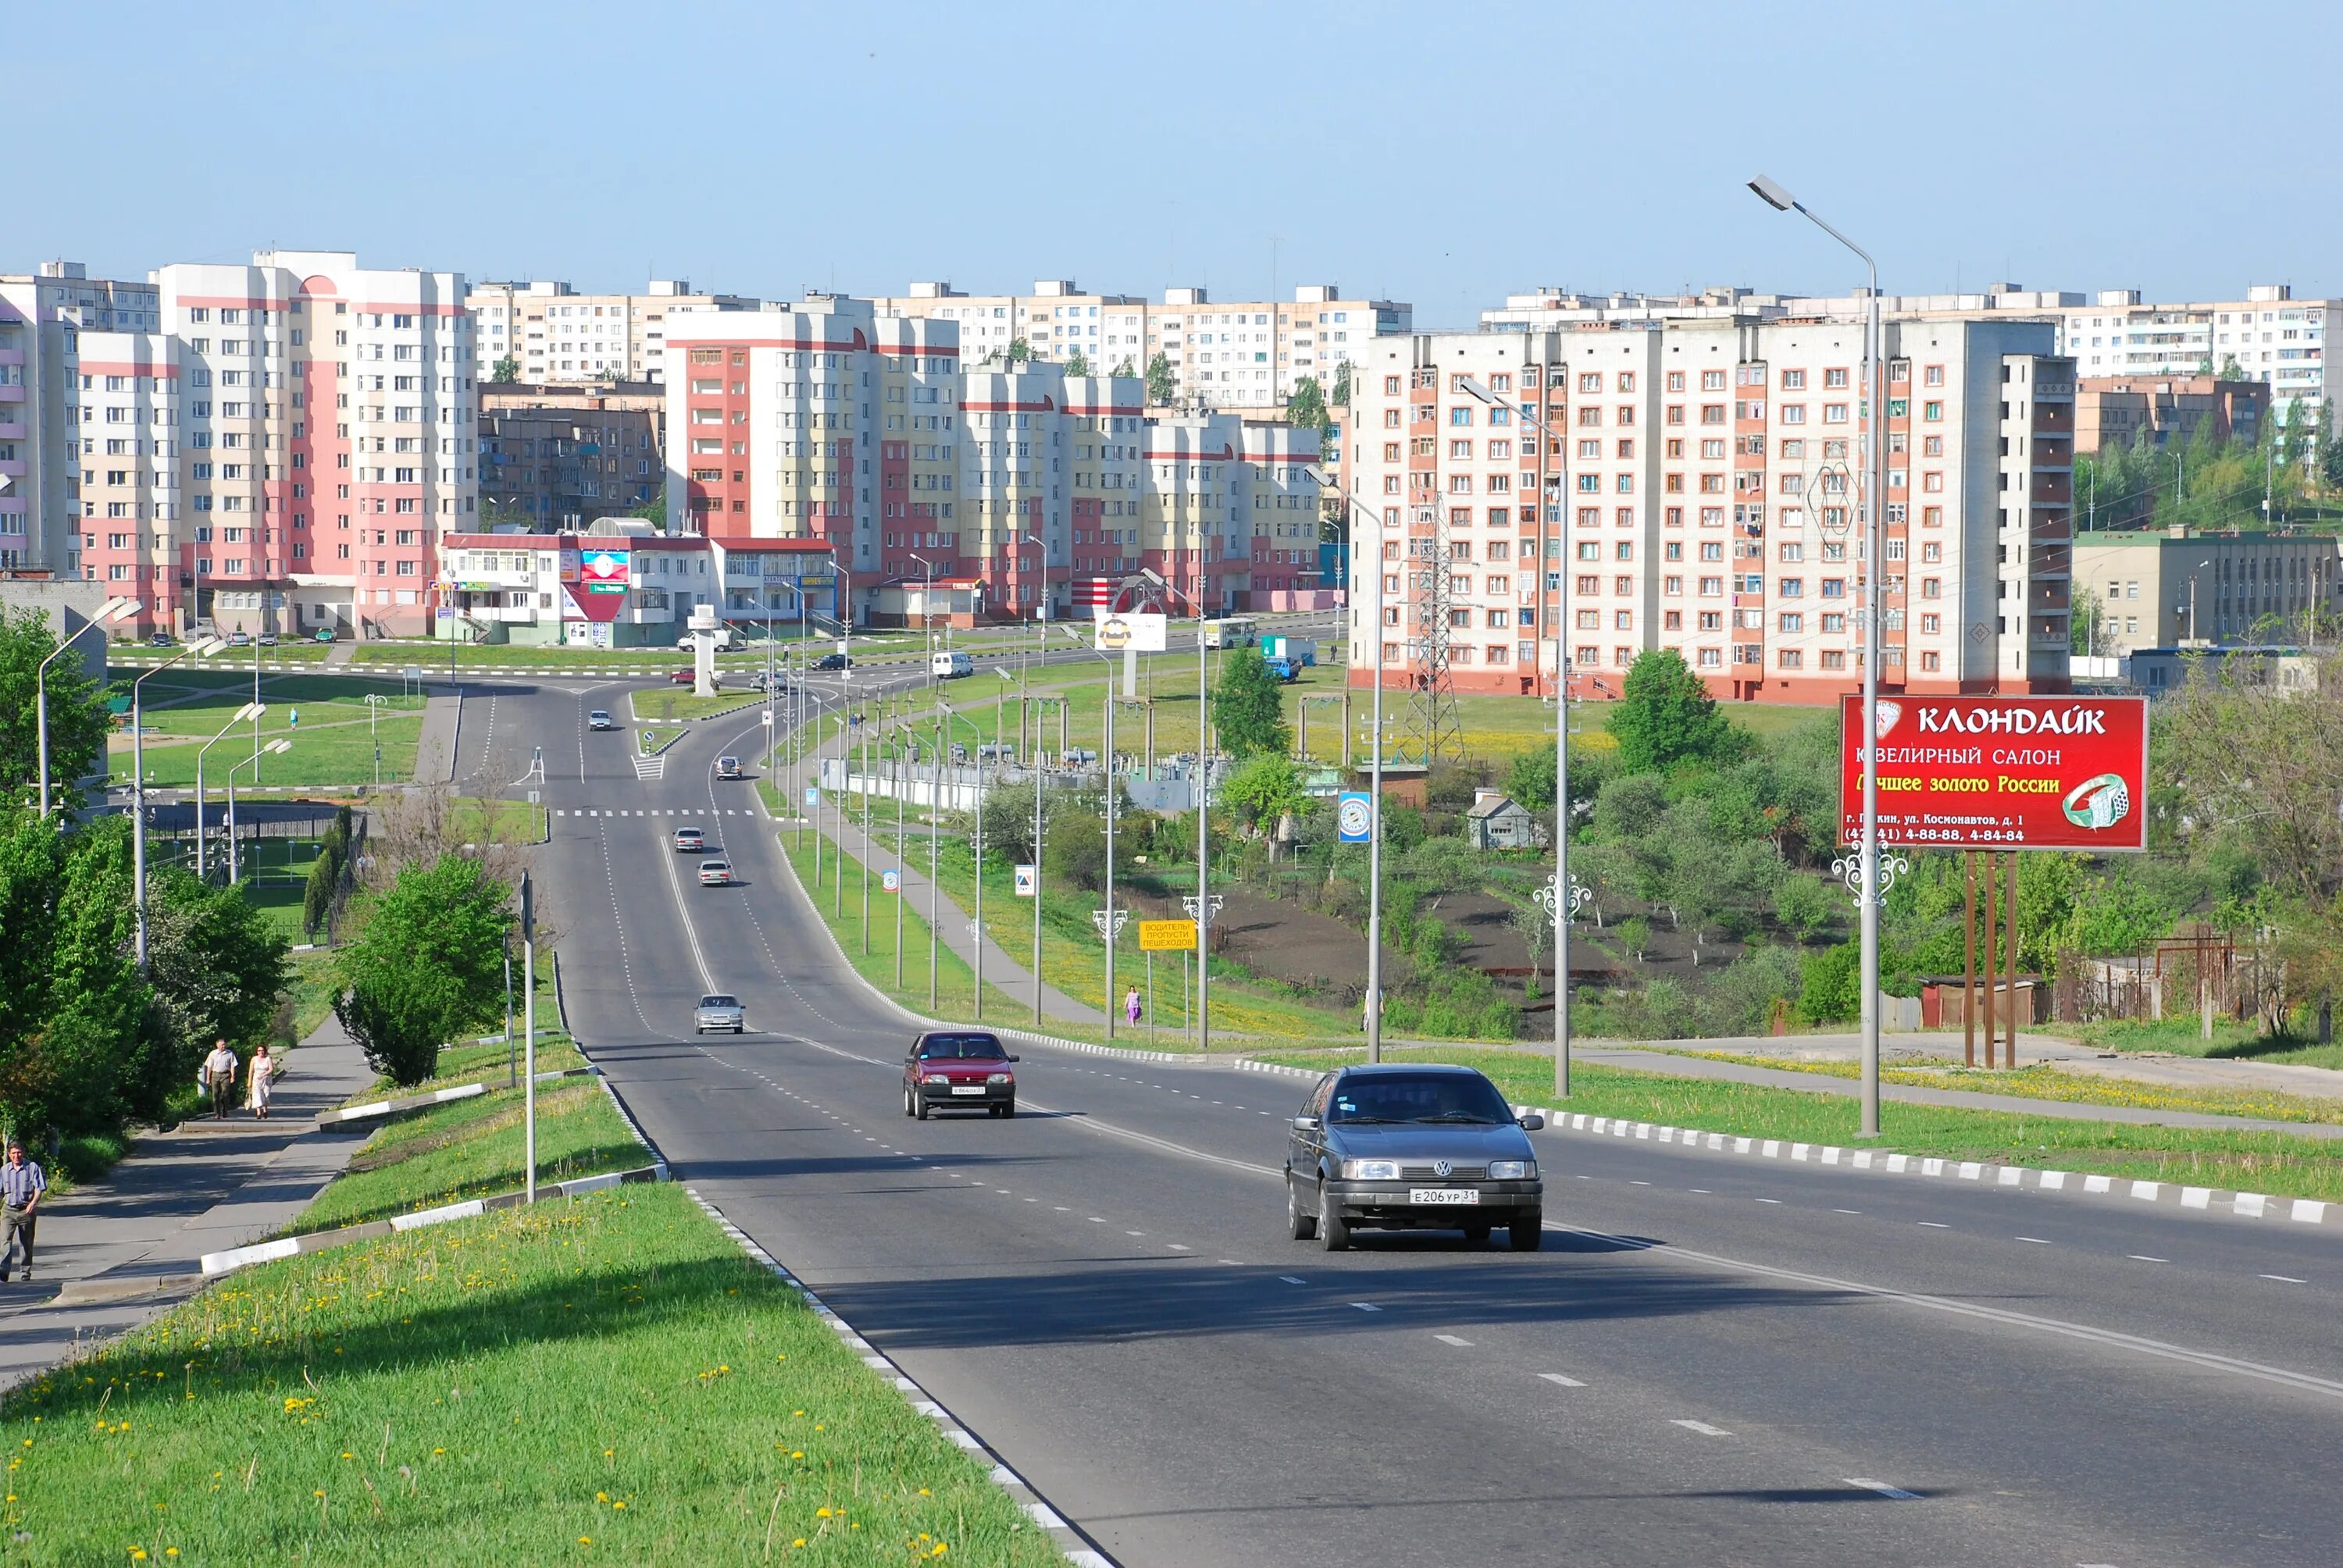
[247,1042,276,1120]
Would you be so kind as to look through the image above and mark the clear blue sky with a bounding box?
[19,1,2343,323]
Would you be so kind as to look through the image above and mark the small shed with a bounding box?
[1467,790,1542,851]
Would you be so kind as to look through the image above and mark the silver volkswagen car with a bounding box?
[1286,1064,1545,1252]
[694,993,746,1034]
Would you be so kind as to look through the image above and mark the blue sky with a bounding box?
[18,1,2342,321]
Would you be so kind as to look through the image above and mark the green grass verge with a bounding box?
[292,1079,644,1235]
[2059,1016,2343,1071]
[345,1034,591,1107]
[1248,1045,2343,1203]
[629,687,765,723]
[287,950,343,1044]
[2,1185,1061,1564]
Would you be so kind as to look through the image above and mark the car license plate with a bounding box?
[1409,1188,1479,1206]
[950,1085,986,1096]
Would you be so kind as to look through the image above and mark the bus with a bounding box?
[1202,615,1258,650]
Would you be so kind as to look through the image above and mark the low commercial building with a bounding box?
[437,524,835,647]
[2071,528,2339,654]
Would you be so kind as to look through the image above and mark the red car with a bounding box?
[901,1032,1018,1119]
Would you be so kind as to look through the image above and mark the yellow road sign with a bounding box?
[1138,918,1196,952]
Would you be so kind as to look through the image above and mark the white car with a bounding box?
[587,709,615,731]
[697,859,733,886]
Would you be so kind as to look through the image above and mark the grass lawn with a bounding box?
[1250,1044,2343,1204]
[116,672,426,789]
[628,687,765,724]
[2059,1016,2343,1072]
[2,1184,1061,1564]
[287,950,342,1042]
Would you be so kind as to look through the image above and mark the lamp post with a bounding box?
[1142,568,1213,1053]
[1311,472,1390,1062]
[1749,172,1887,1138]
[194,702,266,881]
[225,738,294,884]
[36,597,137,817]
[2187,558,2212,643]
[1455,378,1576,1092]
[130,636,226,964]
[1058,623,1123,1038]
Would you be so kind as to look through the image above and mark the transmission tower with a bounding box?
[1401,501,1464,764]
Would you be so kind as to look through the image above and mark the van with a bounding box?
[932,650,974,679]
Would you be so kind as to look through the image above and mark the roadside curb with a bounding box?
[683,1186,1116,1568]
[1229,1059,2338,1235]
[196,1163,668,1275]
[313,1066,595,1129]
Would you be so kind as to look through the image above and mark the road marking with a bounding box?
[2016,1236,2053,1245]
[1054,1206,1070,1212]
[1433,1334,1474,1347]
[1125,1231,1146,1237]
[1753,1197,1782,1205]
[2127,1255,2168,1263]
[1630,1180,1650,1186]
[1349,1303,1381,1313]
[1918,1221,1950,1228]
[1087,1217,1104,1223]
[1537,1373,1586,1388]
[1278,1277,1305,1285]
[1671,1420,1732,1437]
[1167,1243,1190,1251]
[1833,1209,1862,1215]
[1689,1188,1712,1195]
[1218,1260,1245,1267]
[2261,1274,2308,1284]
[1845,1477,1921,1501]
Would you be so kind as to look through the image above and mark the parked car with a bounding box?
[694,993,747,1034]
[715,755,743,780]
[313,627,337,643]
[255,633,278,647]
[900,1031,1018,1119]
[697,858,733,886]
[148,632,175,648]
[813,652,853,671]
[226,632,251,647]
[673,827,706,853]
[587,710,615,731]
[1284,1063,1545,1252]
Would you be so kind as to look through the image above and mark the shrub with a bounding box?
[1797,941,1861,1025]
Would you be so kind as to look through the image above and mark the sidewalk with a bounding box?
[413,691,461,783]
[0,1015,376,1393]
[784,727,1109,1027]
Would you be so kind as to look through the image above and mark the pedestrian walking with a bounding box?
[1125,987,1143,1027]
[201,1039,240,1121]
[247,1042,276,1121]
[1,1142,45,1282]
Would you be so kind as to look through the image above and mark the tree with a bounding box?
[0,608,113,807]
[1607,648,1742,774]
[1006,337,1031,365]
[1329,361,1353,408]
[1211,647,1291,759]
[2217,354,2245,382]
[337,854,513,1086]
[1222,754,1313,832]
[145,866,290,1066]
[1507,897,1550,1000]
[1286,376,1328,434]
[1146,353,1175,406]
[1796,941,1861,1024]
[1507,747,1557,813]
[490,355,521,383]
[1064,349,1091,378]
[1110,358,1136,380]
[2070,584,2106,657]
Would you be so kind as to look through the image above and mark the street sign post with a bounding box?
[1337,791,1372,843]
[1138,918,1194,952]
[883,869,901,893]
[1014,864,1038,898]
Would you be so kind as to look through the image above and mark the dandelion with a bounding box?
[612,1502,626,1511]
[815,1507,832,1518]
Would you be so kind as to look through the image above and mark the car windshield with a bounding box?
[1327,1073,1513,1125]
[918,1034,1005,1061]
[699,995,738,1008]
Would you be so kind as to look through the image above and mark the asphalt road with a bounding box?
[498,661,2343,1568]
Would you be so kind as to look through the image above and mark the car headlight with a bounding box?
[922,1074,948,1085]
[986,1072,1011,1085]
[1486,1160,1534,1181]
[1340,1159,1402,1181]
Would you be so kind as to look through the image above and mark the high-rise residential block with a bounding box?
[469,278,759,386]
[2056,287,2333,426]
[0,262,160,577]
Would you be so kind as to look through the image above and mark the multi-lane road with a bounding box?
[476,652,2343,1568]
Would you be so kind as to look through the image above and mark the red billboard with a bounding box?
[1838,693,2149,852]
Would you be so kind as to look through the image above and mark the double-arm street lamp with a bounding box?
[1309,470,1390,1062]
[37,597,138,817]
[225,737,294,883]
[195,702,266,881]
[1139,568,1214,1053]
[1749,173,1888,1138]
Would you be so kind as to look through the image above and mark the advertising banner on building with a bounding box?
[1094,609,1168,653]
[1838,693,2150,852]
[580,548,630,594]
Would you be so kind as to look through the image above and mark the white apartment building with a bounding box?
[2055,286,2332,426]
[869,280,1141,374]
[469,278,759,385]
[1482,283,2082,333]
[0,262,159,576]
[65,251,479,639]
[1343,318,2076,704]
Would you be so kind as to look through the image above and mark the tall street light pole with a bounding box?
[37,598,136,817]
[130,636,226,964]
[226,738,293,884]
[1312,472,1389,1061]
[1059,623,1122,1038]
[1750,173,1886,1139]
[194,702,265,882]
[1143,568,1212,1053]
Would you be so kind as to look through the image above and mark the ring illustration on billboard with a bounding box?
[1839,693,2149,852]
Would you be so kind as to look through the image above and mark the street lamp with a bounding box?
[1310,469,1391,1063]
[37,597,138,816]
[195,702,266,881]
[1750,171,1888,1139]
[1141,567,1214,1053]
[1059,622,1125,1038]
[130,635,227,965]
[2187,558,2213,644]
[226,737,294,884]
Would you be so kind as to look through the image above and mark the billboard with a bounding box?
[1094,609,1168,653]
[580,548,630,594]
[1838,693,2149,852]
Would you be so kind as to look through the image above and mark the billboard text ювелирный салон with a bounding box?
[1838,693,2148,852]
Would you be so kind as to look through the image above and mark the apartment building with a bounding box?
[479,397,662,526]
[61,251,478,640]
[1343,317,2076,704]
[0,262,160,576]
[437,525,835,647]
[872,281,1410,412]
[469,278,759,385]
[2072,528,2338,655]
[1482,283,2082,333]
[2073,375,2268,457]
[2056,287,2332,425]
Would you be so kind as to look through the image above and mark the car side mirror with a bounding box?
[1517,1113,1546,1131]
[1290,1115,1321,1132]
[1005,1055,1020,1063]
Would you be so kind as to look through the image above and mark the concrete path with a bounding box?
[323,637,356,668]
[1677,1025,2343,1101]
[412,692,461,784]
[0,1015,376,1392]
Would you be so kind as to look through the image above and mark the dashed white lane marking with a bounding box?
[1054,1206,1070,1212]
[2016,1236,2052,1245]
[1689,1188,1712,1195]
[1349,1303,1381,1313]
[2128,1255,2169,1263]
[1217,1260,1244,1267]
[1630,1180,1650,1186]
[1433,1334,1474,1347]
[2261,1274,2309,1284]
[1537,1373,1586,1388]
[1087,1217,1105,1224]
[1754,1198,1782,1205]
[1125,1230,1147,1237]
[1671,1420,1733,1437]
[1278,1276,1306,1285]
[1918,1221,1951,1228]
[1845,1478,1921,1501]
[1833,1209,1863,1215]
[1167,1243,1190,1251]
